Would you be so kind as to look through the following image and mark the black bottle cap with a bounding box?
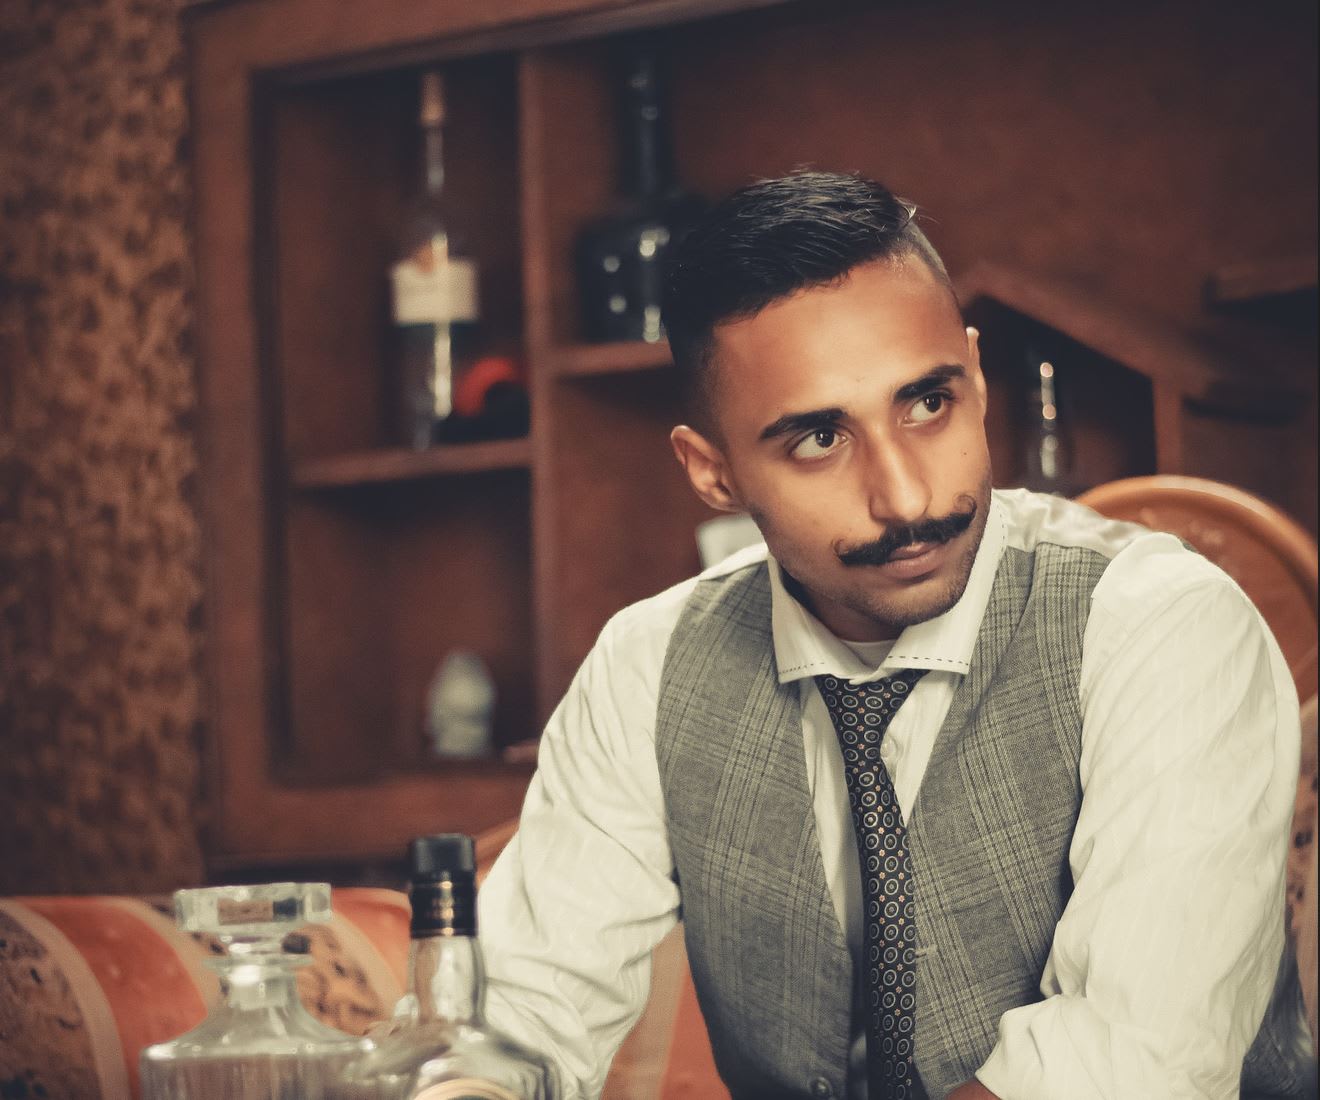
[408,834,476,880]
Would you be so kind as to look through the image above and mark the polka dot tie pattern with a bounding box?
[815,668,928,1100]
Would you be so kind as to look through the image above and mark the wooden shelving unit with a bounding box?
[185,0,1316,875]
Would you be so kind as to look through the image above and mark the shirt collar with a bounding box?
[768,491,1009,684]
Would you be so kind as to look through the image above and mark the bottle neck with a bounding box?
[210,956,305,1014]
[408,872,482,1024]
[620,52,673,201]
[409,934,485,1025]
[422,124,445,201]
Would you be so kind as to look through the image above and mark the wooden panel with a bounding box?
[539,371,716,705]
[380,472,536,767]
[281,471,534,783]
[522,41,618,347]
[664,0,1317,324]
[281,501,391,781]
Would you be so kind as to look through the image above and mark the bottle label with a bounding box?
[392,256,479,325]
[412,1081,519,1100]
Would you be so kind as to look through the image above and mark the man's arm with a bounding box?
[976,542,1300,1098]
[477,606,682,1099]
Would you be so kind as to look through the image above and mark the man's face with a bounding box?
[673,257,993,642]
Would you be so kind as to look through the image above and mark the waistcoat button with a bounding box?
[809,1077,833,1098]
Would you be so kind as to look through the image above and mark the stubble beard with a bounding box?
[764,475,993,637]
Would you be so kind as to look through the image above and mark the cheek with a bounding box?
[750,494,843,559]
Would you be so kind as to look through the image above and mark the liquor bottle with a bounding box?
[139,882,371,1099]
[575,43,705,343]
[339,835,557,1100]
[1021,347,1076,495]
[391,70,481,450]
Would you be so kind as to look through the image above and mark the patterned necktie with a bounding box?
[815,668,929,1100]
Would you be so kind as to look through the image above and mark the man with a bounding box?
[479,172,1308,1099]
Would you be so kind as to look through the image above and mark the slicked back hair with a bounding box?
[661,171,954,434]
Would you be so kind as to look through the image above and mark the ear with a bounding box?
[966,326,988,416]
[670,425,744,513]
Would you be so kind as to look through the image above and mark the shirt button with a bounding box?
[809,1077,833,1098]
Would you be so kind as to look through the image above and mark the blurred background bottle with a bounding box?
[340,835,557,1099]
[1021,346,1076,494]
[575,42,705,344]
[391,70,482,449]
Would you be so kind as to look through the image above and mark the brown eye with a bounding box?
[791,426,845,460]
[909,392,949,423]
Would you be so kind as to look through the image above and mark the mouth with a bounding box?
[872,540,950,580]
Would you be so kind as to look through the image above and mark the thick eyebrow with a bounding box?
[756,364,967,443]
[758,407,846,443]
[894,364,965,402]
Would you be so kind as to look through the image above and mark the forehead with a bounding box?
[706,258,966,432]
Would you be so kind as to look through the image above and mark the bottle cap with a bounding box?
[408,834,476,880]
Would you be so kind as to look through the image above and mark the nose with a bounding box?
[861,437,932,528]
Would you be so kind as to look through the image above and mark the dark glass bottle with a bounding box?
[339,835,556,1100]
[1021,346,1076,495]
[575,44,705,344]
[390,71,482,450]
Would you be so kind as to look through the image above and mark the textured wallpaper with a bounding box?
[0,0,205,892]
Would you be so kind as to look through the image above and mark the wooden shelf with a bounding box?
[550,340,673,377]
[291,438,532,489]
[955,261,1306,416]
[209,763,536,869]
[1205,253,1317,306]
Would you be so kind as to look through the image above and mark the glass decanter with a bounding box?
[140,881,372,1100]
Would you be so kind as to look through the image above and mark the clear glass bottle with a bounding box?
[391,69,481,450]
[339,835,557,1100]
[140,882,372,1100]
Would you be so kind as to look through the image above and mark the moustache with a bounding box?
[836,502,977,567]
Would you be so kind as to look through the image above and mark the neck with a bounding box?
[411,935,484,1025]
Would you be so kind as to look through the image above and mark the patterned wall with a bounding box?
[0,0,204,892]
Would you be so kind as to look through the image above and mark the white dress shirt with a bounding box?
[479,489,1301,1100]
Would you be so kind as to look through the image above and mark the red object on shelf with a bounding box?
[455,355,524,419]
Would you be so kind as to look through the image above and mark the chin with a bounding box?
[853,542,979,630]
[860,578,965,630]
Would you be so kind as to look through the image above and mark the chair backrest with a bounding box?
[1076,475,1319,701]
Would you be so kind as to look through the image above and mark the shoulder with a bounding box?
[997,487,1158,564]
[994,488,1264,651]
[594,540,771,666]
[990,488,1274,670]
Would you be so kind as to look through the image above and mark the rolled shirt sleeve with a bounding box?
[478,601,683,1100]
[977,537,1301,1099]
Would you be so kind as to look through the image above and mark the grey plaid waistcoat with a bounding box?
[654,546,1305,1100]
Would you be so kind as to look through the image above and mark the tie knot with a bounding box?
[814,668,928,749]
